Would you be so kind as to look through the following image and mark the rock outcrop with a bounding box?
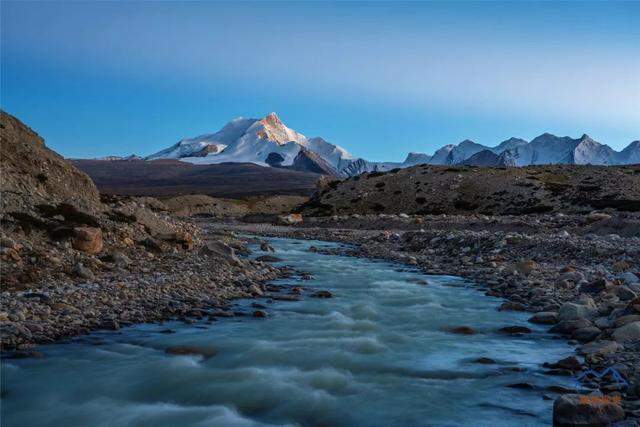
[0,110,102,215]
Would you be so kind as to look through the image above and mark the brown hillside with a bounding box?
[0,111,101,215]
[302,164,640,216]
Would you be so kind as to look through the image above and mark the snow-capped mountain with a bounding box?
[461,149,516,167]
[145,113,638,177]
[405,133,639,169]
[147,113,354,175]
[617,140,640,164]
[445,140,488,165]
[94,154,142,161]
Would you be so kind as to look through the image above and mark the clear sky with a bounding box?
[1,1,639,161]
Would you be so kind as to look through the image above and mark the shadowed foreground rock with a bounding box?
[553,394,625,426]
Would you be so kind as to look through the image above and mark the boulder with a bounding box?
[528,311,559,324]
[498,325,532,334]
[72,227,103,254]
[577,340,622,357]
[159,231,194,250]
[255,255,282,263]
[311,290,333,298]
[139,237,164,254]
[619,272,639,285]
[613,314,640,328]
[614,285,638,301]
[200,240,242,266]
[108,251,131,267]
[586,212,612,223]
[580,279,609,295]
[612,260,630,273]
[572,327,601,343]
[448,326,476,335]
[73,263,95,280]
[165,345,217,359]
[277,213,303,225]
[612,321,640,344]
[550,318,593,335]
[545,356,582,372]
[514,260,538,275]
[552,394,624,426]
[558,302,597,322]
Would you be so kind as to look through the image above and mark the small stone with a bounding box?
[253,310,267,318]
[260,242,275,252]
[74,263,95,280]
[311,290,333,298]
[109,251,131,267]
[448,326,476,335]
[498,325,532,334]
[165,345,217,359]
[248,285,263,296]
[472,357,496,364]
[255,255,282,263]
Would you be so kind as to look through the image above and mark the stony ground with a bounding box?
[206,212,640,425]
[0,226,291,352]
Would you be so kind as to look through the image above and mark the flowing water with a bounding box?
[1,237,575,427]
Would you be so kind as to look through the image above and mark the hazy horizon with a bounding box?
[2,1,639,161]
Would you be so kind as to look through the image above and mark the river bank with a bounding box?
[205,212,640,424]
[0,230,289,352]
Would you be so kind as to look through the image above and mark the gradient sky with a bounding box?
[2,1,639,161]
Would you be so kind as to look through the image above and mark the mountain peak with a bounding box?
[260,112,283,127]
[459,139,477,146]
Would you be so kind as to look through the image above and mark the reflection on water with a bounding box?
[1,237,574,427]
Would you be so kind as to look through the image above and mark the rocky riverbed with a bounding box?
[205,212,640,425]
[0,229,290,352]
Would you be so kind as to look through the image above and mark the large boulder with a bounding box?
[72,227,103,254]
[200,240,241,266]
[612,321,640,344]
[277,213,303,225]
[553,394,624,426]
[558,301,597,321]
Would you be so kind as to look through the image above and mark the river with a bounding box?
[1,237,575,426]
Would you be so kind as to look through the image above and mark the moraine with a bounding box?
[1,237,574,427]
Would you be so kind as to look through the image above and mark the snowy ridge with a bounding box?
[145,113,639,177]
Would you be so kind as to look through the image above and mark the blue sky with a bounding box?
[2,1,639,161]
